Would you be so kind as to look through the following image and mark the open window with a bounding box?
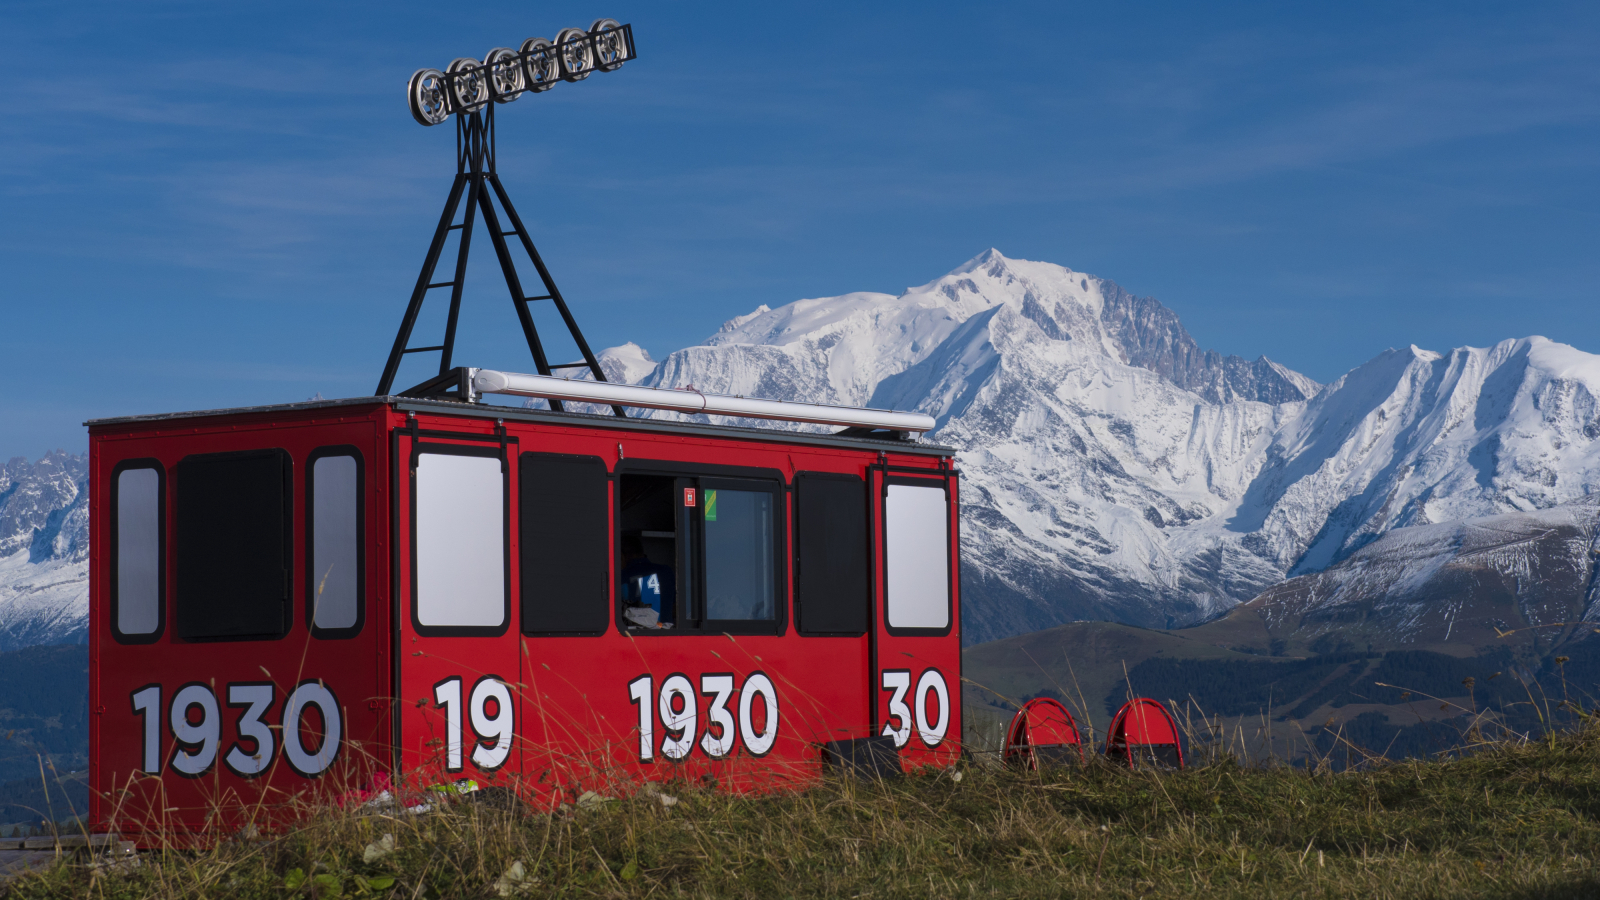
[793,472,868,636]
[111,459,164,643]
[174,449,293,641]
[412,445,508,636]
[616,467,783,634]
[307,447,364,638]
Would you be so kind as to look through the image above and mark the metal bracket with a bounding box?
[397,366,479,403]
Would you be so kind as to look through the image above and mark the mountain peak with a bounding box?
[594,342,659,385]
[950,248,1008,274]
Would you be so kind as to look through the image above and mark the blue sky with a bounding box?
[2,1,1598,458]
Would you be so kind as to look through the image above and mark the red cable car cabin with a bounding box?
[88,390,961,841]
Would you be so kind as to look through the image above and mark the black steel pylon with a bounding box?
[375,104,624,416]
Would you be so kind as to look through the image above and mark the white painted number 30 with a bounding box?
[880,668,949,748]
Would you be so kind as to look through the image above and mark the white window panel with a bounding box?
[415,453,504,628]
[312,455,360,630]
[884,484,949,629]
[116,467,161,635]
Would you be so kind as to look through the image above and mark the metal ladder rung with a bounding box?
[401,345,445,354]
[520,294,552,302]
[446,223,466,231]
[549,362,591,370]
[426,281,457,289]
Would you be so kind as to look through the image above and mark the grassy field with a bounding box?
[10,717,1600,899]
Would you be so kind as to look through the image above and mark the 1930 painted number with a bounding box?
[627,672,778,762]
[129,681,343,778]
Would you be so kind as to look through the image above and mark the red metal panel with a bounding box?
[870,463,962,774]
[393,419,521,793]
[89,405,392,843]
[480,419,884,799]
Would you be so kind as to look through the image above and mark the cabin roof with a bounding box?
[87,396,957,458]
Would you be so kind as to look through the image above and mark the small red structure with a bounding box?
[1104,698,1184,769]
[89,392,962,841]
[1003,697,1082,769]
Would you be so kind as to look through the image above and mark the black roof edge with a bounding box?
[87,396,956,457]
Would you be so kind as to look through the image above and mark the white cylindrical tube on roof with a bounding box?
[472,368,937,433]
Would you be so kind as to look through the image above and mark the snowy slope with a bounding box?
[604,250,1600,643]
[0,452,88,651]
[1240,497,1600,649]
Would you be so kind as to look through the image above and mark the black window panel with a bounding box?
[175,449,293,641]
[521,453,610,634]
[794,473,869,635]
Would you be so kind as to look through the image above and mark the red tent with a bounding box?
[1003,698,1083,769]
[1105,698,1184,769]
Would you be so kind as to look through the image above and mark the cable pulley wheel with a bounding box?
[447,57,490,111]
[484,48,525,103]
[589,19,627,72]
[520,37,559,92]
[555,27,594,82]
[407,68,450,126]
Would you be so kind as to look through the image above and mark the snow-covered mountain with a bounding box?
[4,250,1599,650]
[0,452,88,651]
[600,250,1600,643]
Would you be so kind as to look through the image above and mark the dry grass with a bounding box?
[8,713,1600,899]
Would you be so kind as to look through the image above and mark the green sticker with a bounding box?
[705,490,718,522]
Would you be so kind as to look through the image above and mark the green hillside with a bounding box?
[0,643,88,829]
[963,606,1600,763]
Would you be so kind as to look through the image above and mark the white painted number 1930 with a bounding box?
[629,672,778,762]
[130,681,343,778]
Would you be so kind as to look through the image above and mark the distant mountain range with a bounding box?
[5,249,1600,653]
[0,451,86,651]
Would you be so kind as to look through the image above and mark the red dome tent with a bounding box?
[1104,698,1184,769]
[1003,698,1083,769]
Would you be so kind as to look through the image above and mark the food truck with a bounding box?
[86,22,962,841]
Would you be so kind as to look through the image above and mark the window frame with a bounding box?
[109,458,166,645]
[173,448,295,643]
[614,459,788,637]
[408,441,511,638]
[306,445,366,640]
[792,471,870,637]
[881,475,955,638]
